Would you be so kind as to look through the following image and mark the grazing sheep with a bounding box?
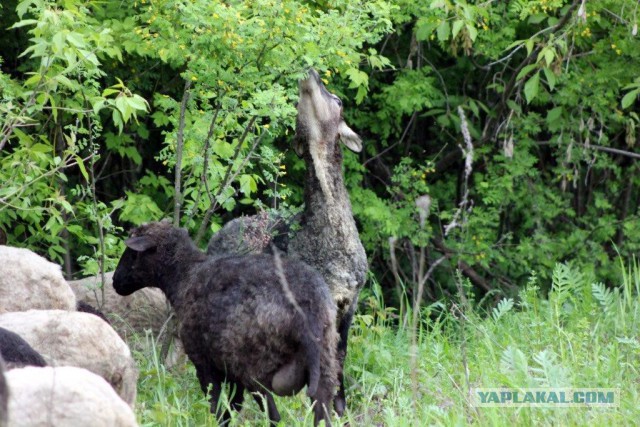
[0,310,137,406]
[208,69,368,414]
[113,221,338,425]
[70,272,186,368]
[0,327,46,370]
[69,272,170,338]
[5,366,138,427]
[0,246,76,314]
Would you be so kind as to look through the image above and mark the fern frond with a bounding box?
[531,349,568,387]
[492,298,514,321]
[551,263,584,306]
[500,345,528,376]
[592,282,617,315]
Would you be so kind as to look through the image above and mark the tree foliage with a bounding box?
[0,0,391,276]
[1,0,639,306]
[348,0,640,303]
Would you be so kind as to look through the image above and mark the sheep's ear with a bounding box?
[338,121,362,153]
[125,236,155,252]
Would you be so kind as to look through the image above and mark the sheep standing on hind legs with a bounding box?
[291,69,368,414]
[208,69,368,415]
[113,221,338,426]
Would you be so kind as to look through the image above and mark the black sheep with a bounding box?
[0,355,6,427]
[207,69,368,414]
[76,301,111,324]
[0,327,47,369]
[113,221,337,425]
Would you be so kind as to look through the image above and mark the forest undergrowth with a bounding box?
[133,259,640,426]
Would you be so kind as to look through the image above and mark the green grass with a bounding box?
[133,260,640,426]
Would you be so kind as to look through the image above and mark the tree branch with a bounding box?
[431,238,492,292]
[194,116,259,245]
[537,140,640,160]
[486,0,581,140]
[185,94,224,226]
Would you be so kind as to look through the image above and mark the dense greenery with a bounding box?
[0,0,392,278]
[352,0,640,304]
[133,261,640,425]
[2,0,640,303]
[2,1,639,424]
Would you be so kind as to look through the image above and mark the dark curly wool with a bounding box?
[0,356,7,427]
[76,301,111,324]
[207,69,367,415]
[113,221,338,426]
[0,327,47,369]
[206,210,293,258]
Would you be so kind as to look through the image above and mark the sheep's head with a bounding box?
[113,220,178,296]
[293,68,362,157]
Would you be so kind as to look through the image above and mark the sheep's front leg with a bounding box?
[228,382,246,412]
[193,363,232,422]
[252,391,281,425]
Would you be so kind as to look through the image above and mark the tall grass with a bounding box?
[134,260,640,425]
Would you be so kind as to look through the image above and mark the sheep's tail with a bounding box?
[301,327,321,397]
[271,246,322,397]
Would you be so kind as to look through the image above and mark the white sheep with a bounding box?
[5,365,138,427]
[69,271,171,338]
[69,272,186,367]
[0,310,137,406]
[0,246,76,314]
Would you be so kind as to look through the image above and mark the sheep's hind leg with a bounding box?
[311,371,334,427]
[252,391,281,425]
[312,396,333,427]
[334,301,357,416]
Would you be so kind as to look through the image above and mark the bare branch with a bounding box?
[537,140,640,160]
[195,116,261,245]
[363,112,417,168]
[444,107,474,236]
[185,94,224,226]
[431,238,492,292]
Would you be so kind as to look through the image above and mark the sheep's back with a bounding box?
[177,254,335,389]
[6,366,138,427]
[0,310,138,406]
[0,245,76,314]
